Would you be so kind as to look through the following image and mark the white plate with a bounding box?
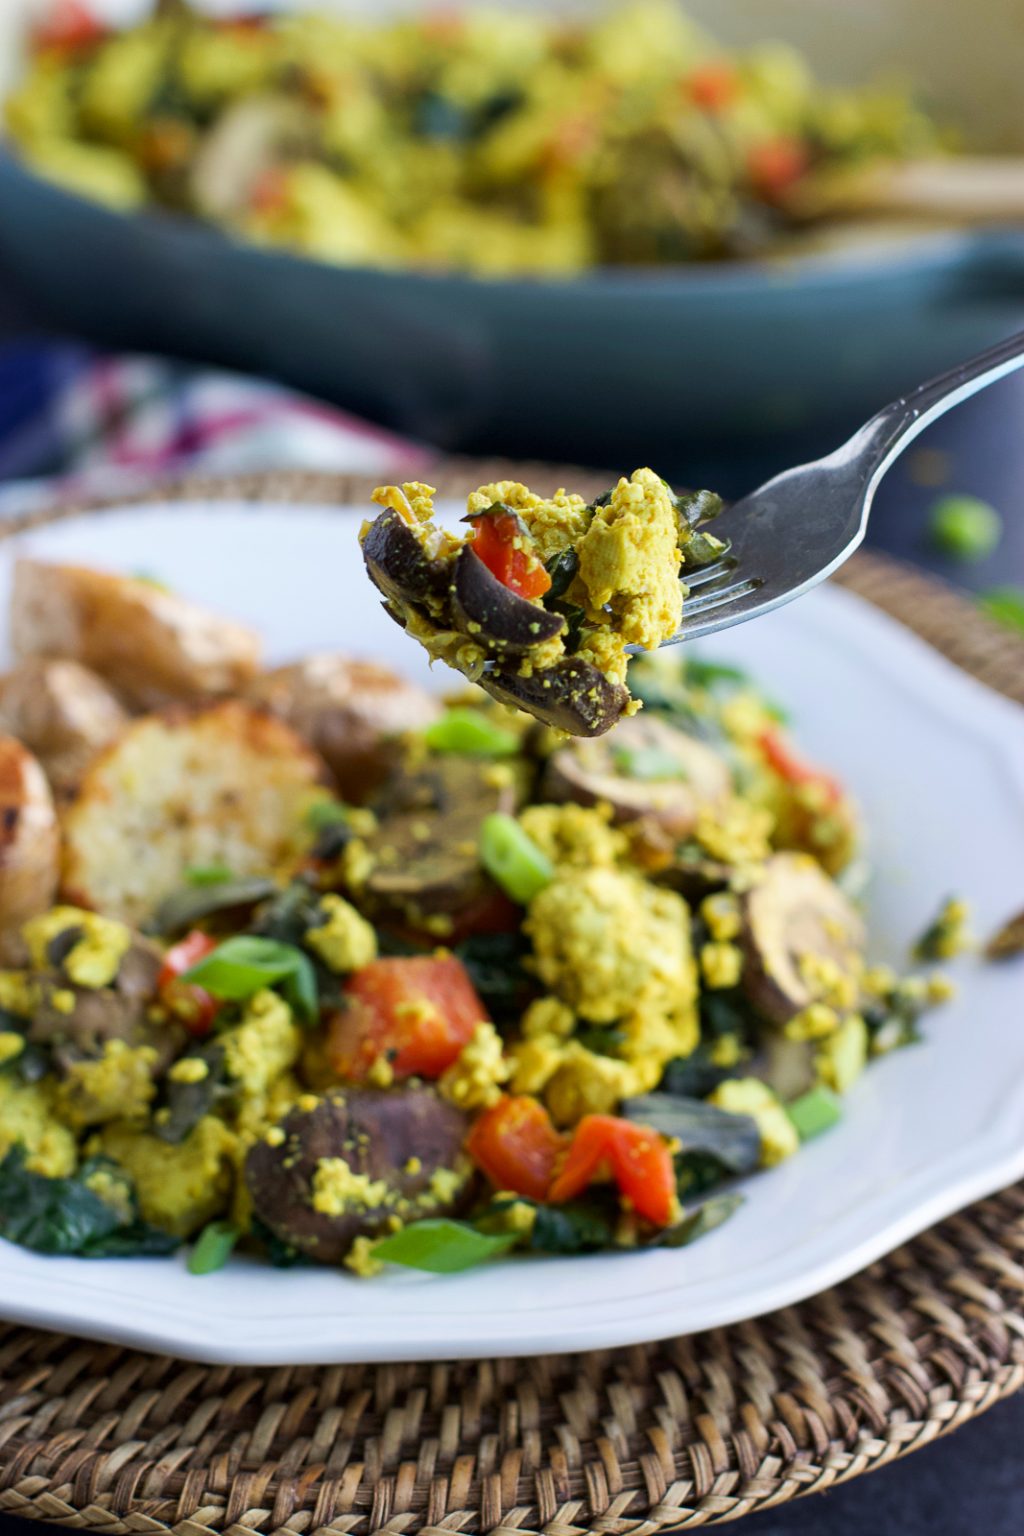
[0,500,1022,1366]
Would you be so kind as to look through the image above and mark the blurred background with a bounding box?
[0,0,1022,579]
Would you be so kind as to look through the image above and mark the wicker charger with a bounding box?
[0,466,1022,1535]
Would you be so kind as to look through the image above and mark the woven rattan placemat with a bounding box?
[0,466,1021,1534]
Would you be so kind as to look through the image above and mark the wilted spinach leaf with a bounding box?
[455,932,534,1020]
[652,1192,744,1249]
[623,1093,761,1175]
[148,876,277,937]
[0,1147,178,1258]
[530,1198,615,1255]
[154,1041,229,1144]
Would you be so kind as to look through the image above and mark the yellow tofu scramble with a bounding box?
[0,552,969,1277]
[5,2,938,276]
[361,469,729,736]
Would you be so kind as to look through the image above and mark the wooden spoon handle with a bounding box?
[790,156,1024,224]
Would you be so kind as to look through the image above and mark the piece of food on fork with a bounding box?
[360,470,727,736]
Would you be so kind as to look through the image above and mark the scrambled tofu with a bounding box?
[361,470,721,736]
[56,1040,157,1129]
[23,906,132,989]
[305,894,378,973]
[0,1077,77,1177]
[526,867,695,1025]
[576,469,683,649]
[100,1116,237,1238]
[710,1079,799,1168]
[222,990,302,1097]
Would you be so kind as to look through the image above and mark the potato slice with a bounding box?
[62,701,326,924]
[11,560,261,709]
[0,658,128,794]
[0,734,60,935]
[246,653,441,802]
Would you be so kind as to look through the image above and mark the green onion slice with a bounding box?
[424,708,520,758]
[187,1220,239,1275]
[786,1086,842,1141]
[479,814,553,904]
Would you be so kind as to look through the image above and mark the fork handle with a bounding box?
[857,328,1024,482]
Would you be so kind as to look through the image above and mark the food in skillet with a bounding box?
[5,1,940,277]
[0,556,961,1277]
[361,470,728,736]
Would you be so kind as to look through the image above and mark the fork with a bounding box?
[674,329,1024,642]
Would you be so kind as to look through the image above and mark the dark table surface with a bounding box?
[0,266,1021,1536]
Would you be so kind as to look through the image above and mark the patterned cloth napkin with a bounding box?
[0,342,429,516]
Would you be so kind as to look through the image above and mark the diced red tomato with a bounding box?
[747,137,809,200]
[249,166,290,217]
[548,1114,678,1227]
[31,0,105,54]
[468,512,552,601]
[328,955,488,1081]
[158,930,220,1038]
[466,1095,566,1202]
[686,62,741,112]
[759,727,842,804]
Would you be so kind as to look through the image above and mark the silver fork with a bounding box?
[674,329,1024,642]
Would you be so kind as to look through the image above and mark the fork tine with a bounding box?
[682,556,737,591]
[682,574,763,618]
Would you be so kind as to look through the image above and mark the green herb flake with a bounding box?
[979,586,1024,635]
[372,1219,516,1274]
[786,1086,842,1141]
[182,935,319,1024]
[424,708,520,758]
[929,495,1002,563]
[188,1220,240,1275]
[479,813,554,905]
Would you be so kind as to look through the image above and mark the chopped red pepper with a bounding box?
[686,62,741,112]
[466,1095,566,1202]
[468,512,552,601]
[759,727,842,804]
[548,1114,678,1227]
[328,954,488,1082]
[747,137,809,200]
[158,930,220,1038]
[31,0,105,54]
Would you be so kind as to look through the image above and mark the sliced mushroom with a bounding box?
[480,657,630,738]
[0,658,128,796]
[29,933,180,1074]
[741,853,865,1027]
[361,508,451,616]
[747,1035,818,1099]
[543,714,731,832]
[190,94,314,220]
[0,735,59,937]
[245,1086,473,1264]
[450,546,564,654]
[247,653,442,802]
[361,755,528,935]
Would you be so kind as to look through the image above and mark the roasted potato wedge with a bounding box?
[246,653,441,802]
[0,734,60,936]
[11,560,261,709]
[0,658,128,795]
[62,701,326,924]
